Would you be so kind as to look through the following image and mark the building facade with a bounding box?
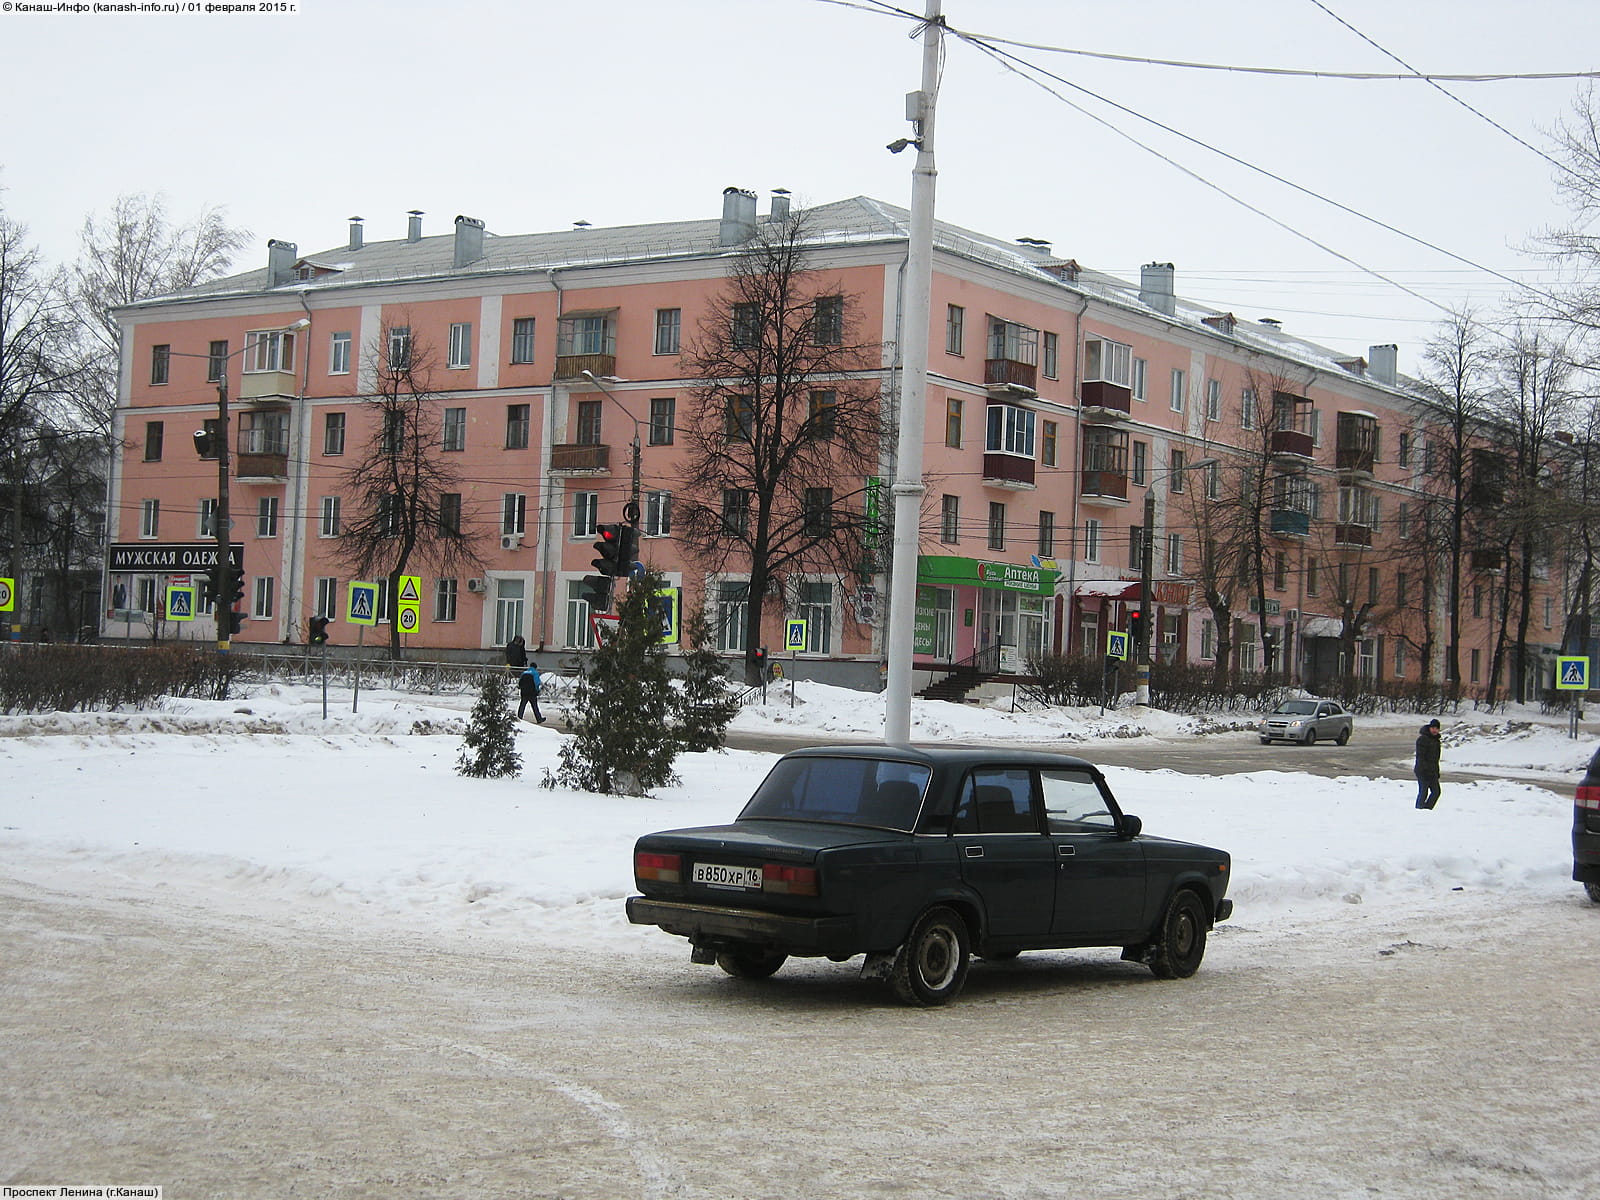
[106,187,1567,696]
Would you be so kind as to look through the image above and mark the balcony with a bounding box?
[1080,470,1129,504]
[236,451,288,480]
[983,452,1035,488]
[240,370,297,401]
[984,357,1037,395]
[1270,428,1314,464]
[1471,547,1505,572]
[554,352,617,382]
[550,442,611,473]
[1335,412,1377,477]
[1270,509,1310,537]
[1080,381,1132,423]
[1334,522,1373,547]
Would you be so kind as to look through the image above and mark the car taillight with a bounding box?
[762,863,818,896]
[1577,784,1600,811]
[635,852,682,883]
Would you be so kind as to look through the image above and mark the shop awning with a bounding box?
[1074,579,1140,600]
[1299,616,1342,638]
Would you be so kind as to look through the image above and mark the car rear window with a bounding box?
[739,757,932,831]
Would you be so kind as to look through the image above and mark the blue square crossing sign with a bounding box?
[1556,656,1590,691]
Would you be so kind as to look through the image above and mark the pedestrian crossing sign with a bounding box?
[1106,630,1129,661]
[785,619,808,653]
[347,581,379,626]
[166,585,196,621]
[1556,656,1590,691]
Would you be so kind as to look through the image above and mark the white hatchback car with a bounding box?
[1258,699,1353,745]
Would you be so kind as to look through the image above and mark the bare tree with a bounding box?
[674,212,883,681]
[333,326,482,659]
[63,193,249,443]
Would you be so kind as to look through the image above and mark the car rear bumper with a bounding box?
[626,896,859,958]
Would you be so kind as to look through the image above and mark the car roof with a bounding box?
[778,744,1099,771]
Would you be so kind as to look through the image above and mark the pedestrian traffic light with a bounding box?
[592,523,628,577]
[753,645,768,677]
[309,615,330,645]
[578,573,613,613]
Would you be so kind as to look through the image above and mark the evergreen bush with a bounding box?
[673,609,739,752]
[456,669,522,778]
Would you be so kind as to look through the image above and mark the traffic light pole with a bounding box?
[1137,487,1155,705]
[214,374,233,656]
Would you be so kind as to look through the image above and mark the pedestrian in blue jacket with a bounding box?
[518,661,544,724]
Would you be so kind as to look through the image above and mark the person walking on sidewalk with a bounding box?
[517,661,544,724]
[1414,718,1442,809]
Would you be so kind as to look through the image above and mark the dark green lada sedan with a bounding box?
[626,745,1233,1006]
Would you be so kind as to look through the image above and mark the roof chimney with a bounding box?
[1140,262,1176,317]
[348,217,364,252]
[719,186,758,246]
[1369,343,1399,387]
[267,239,298,288]
[769,189,792,222]
[406,210,424,243]
[1258,317,1283,329]
[453,215,485,268]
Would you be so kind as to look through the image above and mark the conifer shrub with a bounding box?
[456,669,522,778]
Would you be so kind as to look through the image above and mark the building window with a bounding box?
[1132,441,1147,485]
[377,494,402,538]
[246,329,296,373]
[323,412,346,456]
[1200,619,1216,660]
[448,322,473,369]
[1470,647,1482,683]
[1129,526,1144,570]
[798,580,833,653]
[572,491,598,539]
[1166,533,1183,575]
[1041,420,1057,467]
[510,317,536,364]
[140,498,159,539]
[988,501,1006,551]
[1079,516,1095,562]
[1307,558,1320,597]
[1397,571,1409,607]
[946,304,965,355]
[575,400,602,445]
[813,296,843,345]
[198,497,217,538]
[645,490,672,537]
[150,344,170,386]
[1545,596,1555,630]
[558,313,615,358]
[443,407,466,451]
[1398,430,1411,467]
[725,394,754,441]
[1170,368,1186,412]
[329,332,351,375]
[945,397,963,448]
[1132,357,1148,401]
[252,575,275,620]
[1083,337,1132,386]
[1273,552,1287,590]
[256,496,279,538]
[713,580,748,653]
[986,404,1036,457]
[319,496,341,538]
[495,578,525,647]
[238,409,290,456]
[200,339,228,384]
[803,487,833,537]
[438,492,462,535]
[1169,449,1186,492]
[1240,389,1256,429]
[143,420,164,461]
[654,308,681,355]
[315,577,338,620]
[1368,567,1381,606]
[380,410,405,457]
[506,403,531,450]
[1042,331,1059,380]
[732,302,761,348]
[501,493,526,537]
[940,495,960,544]
[808,389,837,440]
[649,397,676,445]
[434,578,458,623]
[721,489,750,538]
[1206,378,1222,421]
[387,326,412,371]
[1393,641,1406,677]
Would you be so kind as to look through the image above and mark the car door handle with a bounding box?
[964,846,984,858]
[1057,845,1075,857]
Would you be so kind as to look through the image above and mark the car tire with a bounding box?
[1301,727,1316,746]
[1259,737,1271,745]
[715,945,788,980]
[1148,889,1209,980]
[1335,727,1351,746]
[891,905,971,1006]
[1584,881,1600,905]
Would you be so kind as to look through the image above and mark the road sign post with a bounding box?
[347,582,379,713]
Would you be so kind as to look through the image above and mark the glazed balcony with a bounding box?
[550,442,611,473]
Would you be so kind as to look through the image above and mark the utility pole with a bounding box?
[1137,488,1155,704]
[213,371,234,655]
[884,0,942,746]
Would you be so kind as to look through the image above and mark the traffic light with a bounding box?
[196,573,216,607]
[227,610,243,636]
[592,523,628,577]
[227,573,246,607]
[309,615,330,645]
[578,574,614,613]
[1128,608,1145,643]
[753,645,768,678]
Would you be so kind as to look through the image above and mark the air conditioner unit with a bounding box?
[500,533,523,551]
[466,578,488,594]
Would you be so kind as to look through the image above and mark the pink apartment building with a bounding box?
[106,188,1564,696]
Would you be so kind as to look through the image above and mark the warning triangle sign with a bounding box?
[398,575,421,602]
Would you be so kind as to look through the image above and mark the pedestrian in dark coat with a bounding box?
[505,634,527,669]
[517,661,544,724]
[1414,718,1442,809]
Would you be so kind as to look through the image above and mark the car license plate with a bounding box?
[693,862,763,890]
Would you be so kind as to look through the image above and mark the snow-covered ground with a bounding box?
[1,678,1590,964]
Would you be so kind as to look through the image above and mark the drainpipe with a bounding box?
[537,267,565,652]
[282,289,315,645]
[1063,293,1089,654]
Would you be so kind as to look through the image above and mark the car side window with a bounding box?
[953,768,1038,834]
[1041,769,1116,833]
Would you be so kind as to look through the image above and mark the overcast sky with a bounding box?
[3,0,1595,375]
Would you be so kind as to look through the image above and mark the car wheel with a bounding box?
[1259,737,1271,745]
[891,905,971,1006]
[1301,727,1316,745]
[715,945,788,980]
[1148,890,1209,980]
[1584,881,1600,905]
[1335,726,1351,746]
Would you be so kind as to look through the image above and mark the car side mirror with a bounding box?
[1120,813,1142,840]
